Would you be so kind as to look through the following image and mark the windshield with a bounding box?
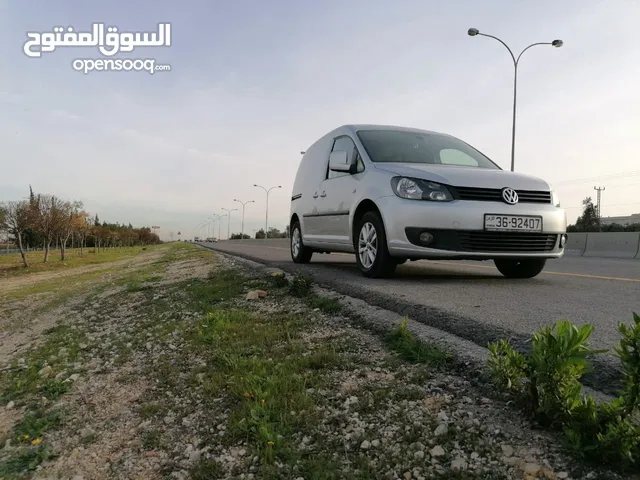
[356,129,501,169]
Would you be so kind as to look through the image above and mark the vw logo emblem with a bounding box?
[501,187,519,205]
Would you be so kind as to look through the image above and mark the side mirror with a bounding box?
[329,150,356,173]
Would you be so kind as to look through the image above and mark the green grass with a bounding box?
[0,242,210,478]
[187,307,333,472]
[124,272,164,292]
[0,243,461,479]
[141,429,164,450]
[13,409,64,442]
[0,445,56,478]
[307,294,342,314]
[0,322,87,477]
[139,402,165,419]
[384,318,452,368]
[0,245,162,278]
[1,267,123,302]
[0,324,86,404]
[146,269,346,477]
[189,459,226,479]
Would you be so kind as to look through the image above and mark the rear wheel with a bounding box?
[355,211,397,278]
[494,258,546,278]
[290,221,313,263]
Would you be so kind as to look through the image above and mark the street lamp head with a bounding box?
[551,39,563,48]
[467,28,479,36]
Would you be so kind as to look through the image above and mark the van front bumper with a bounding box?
[375,195,567,260]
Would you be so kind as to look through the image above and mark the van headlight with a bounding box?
[390,177,454,201]
[550,188,560,207]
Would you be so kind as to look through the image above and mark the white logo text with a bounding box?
[23,23,171,58]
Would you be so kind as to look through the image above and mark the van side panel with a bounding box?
[290,131,336,241]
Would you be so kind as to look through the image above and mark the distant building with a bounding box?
[601,213,640,226]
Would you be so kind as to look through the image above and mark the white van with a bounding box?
[289,124,567,278]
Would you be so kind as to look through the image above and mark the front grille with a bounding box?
[451,186,551,204]
[458,232,558,252]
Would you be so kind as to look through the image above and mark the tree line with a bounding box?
[229,226,290,240]
[567,196,640,233]
[0,186,161,268]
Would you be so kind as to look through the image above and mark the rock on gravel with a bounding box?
[430,445,445,458]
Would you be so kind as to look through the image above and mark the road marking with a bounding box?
[209,244,640,283]
[428,261,640,283]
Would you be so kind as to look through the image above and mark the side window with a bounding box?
[327,136,364,179]
[439,148,479,167]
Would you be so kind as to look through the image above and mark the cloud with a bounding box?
[1,0,640,241]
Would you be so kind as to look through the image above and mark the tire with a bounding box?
[290,220,313,263]
[394,258,408,265]
[354,211,397,278]
[494,258,546,279]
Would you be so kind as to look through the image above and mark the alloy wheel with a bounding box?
[358,222,377,269]
[292,227,301,258]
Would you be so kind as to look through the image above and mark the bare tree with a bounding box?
[73,210,90,255]
[58,200,83,261]
[0,201,31,267]
[35,194,66,263]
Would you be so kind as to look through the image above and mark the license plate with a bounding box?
[484,214,542,232]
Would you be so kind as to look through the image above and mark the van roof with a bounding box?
[341,124,446,136]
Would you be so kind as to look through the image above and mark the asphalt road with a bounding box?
[198,238,640,394]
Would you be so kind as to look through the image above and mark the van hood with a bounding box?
[374,163,551,190]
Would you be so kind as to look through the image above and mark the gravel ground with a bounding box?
[0,244,633,480]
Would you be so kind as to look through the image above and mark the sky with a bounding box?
[1,0,639,241]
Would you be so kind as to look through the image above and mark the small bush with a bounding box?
[288,274,312,298]
[488,312,640,467]
[269,271,289,288]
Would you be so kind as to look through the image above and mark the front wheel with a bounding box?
[290,221,313,263]
[494,258,546,279]
[354,211,397,278]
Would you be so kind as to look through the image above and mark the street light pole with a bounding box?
[253,184,282,241]
[212,214,221,241]
[467,28,563,172]
[234,199,255,240]
[217,214,227,240]
[221,208,237,240]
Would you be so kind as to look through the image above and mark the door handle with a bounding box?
[320,191,327,197]
[312,192,318,198]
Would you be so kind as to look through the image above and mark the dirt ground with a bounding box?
[0,244,632,480]
[0,249,166,367]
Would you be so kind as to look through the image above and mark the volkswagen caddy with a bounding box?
[289,124,567,278]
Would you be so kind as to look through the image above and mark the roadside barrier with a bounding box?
[565,233,588,257]
[578,232,640,260]
[224,234,640,260]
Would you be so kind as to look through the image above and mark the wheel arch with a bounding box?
[290,213,300,229]
[351,199,388,248]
